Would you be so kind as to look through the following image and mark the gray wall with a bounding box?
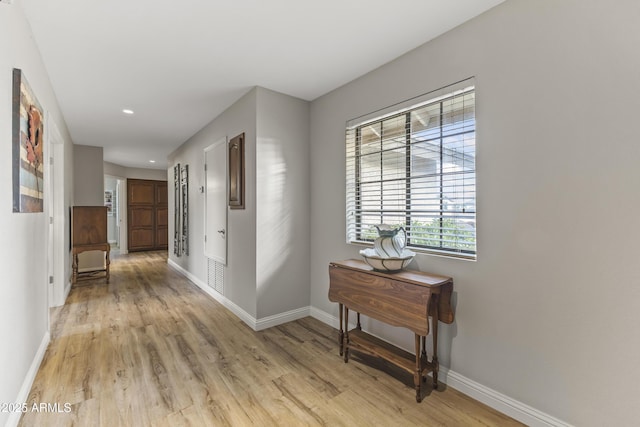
[169,88,258,317]
[0,3,75,426]
[308,1,640,425]
[168,87,311,321]
[256,88,310,318]
[73,145,104,205]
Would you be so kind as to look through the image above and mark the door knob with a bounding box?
[217,229,225,236]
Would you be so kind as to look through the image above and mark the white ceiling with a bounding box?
[20,0,504,170]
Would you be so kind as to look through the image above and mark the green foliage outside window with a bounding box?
[361,218,475,252]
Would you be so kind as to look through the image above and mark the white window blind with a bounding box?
[346,79,476,259]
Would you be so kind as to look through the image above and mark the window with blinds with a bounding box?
[346,79,476,259]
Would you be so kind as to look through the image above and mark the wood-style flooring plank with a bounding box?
[19,251,523,427]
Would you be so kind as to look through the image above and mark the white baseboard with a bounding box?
[5,332,50,427]
[64,280,71,301]
[220,296,257,329]
[166,259,308,332]
[255,306,310,331]
[168,258,225,303]
[443,368,572,427]
[309,306,336,327]
[310,307,571,427]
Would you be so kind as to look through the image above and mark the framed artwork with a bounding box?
[12,68,44,213]
[104,190,113,215]
[229,133,245,209]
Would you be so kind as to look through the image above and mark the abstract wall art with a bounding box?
[173,163,189,256]
[12,68,44,213]
[174,163,181,256]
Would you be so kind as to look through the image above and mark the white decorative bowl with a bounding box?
[359,248,416,272]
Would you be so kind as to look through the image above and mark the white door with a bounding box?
[47,117,66,308]
[204,138,227,264]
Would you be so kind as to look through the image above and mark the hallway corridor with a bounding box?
[20,252,519,426]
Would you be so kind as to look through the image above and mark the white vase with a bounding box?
[373,225,406,258]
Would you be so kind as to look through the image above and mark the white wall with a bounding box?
[0,2,74,426]
[104,161,167,181]
[169,88,258,317]
[309,1,640,425]
[256,88,310,318]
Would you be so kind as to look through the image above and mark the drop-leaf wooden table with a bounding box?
[328,259,454,402]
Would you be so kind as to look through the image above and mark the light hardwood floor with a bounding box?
[20,251,522,426]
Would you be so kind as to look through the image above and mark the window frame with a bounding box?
[346,79,477,260]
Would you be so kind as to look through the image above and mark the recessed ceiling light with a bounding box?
[149,160,156,163]
[122,109,134,115]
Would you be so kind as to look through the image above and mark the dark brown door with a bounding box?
[128,179,168,251]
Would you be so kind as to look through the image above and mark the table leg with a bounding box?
[343,307,350,363]
[431,297,440,389]
[356,312,361,330]
[72,253,78,285]
[338,303,344,356]
[421,336,427,383]
[414,334,422,402]
[105,248,111,283]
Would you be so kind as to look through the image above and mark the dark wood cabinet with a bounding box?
[128,179,168,251]
[72,206,110,284]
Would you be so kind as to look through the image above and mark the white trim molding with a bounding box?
[168,258,225,306]
[443,368,573,427]
[167,259,309,331]
[6,332,50,427]
[255,306,310,331]
[310,307,572,427]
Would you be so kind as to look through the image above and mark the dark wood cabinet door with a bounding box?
[156,207,168,249]
[130,228,155,249]
[128,179,168,252]
[130,207,153,227]
[128,181,155,205]
[156,182,168,205]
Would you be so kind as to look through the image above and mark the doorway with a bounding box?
[105,175,125,254]
[127,179,168,252]
[47,117,67,309]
